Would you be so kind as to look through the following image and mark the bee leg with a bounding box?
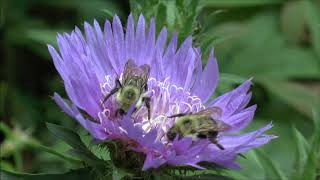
[101,79,122,105]
[116,108,126,117]
[167,112,192,118]
[101,87,119,105]
[115,78,122,88]
[143,97,151,121]
[238,153,247,159]
[211,139,225,150]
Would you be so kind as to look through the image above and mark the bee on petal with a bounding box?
[167,107,230,150]
[101,60,151,120]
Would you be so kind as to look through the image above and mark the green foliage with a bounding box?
[1,0,320,179]
[1,168,93,180]
[130,0,201,43]
[200,0,285,7]
[0,123,81,167]
[255,150,288,180]
[46,123,104,166]
[257,79,320,118]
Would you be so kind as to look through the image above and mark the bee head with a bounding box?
[167,127,179,141]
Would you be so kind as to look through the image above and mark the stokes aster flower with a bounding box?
[48,14,276,170]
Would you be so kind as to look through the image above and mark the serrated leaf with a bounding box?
[0,168,92,180]
[166,0,176,32]
[257,79,320,119]
[112,165,133,180]
[177,0,199,43]
[155,2,167,33]
[181,174,234,180]
[256,149,288,180]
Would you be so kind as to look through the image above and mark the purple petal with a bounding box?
[142,153,166,170]
[219,123,274,151]
[125,13,135,61]
[172,137,193,154]
[237,134,277,153]
[155,27,167,56]
[104,19,119,73]
[162,31,178,77]
[141,129,158,147]
[53,93,107,140]
[211,79,252,117]
[145,17,156,64]
[112,15,125,68]
[223,105,257,132]
[135,14,146,63]
[191,49,219,103]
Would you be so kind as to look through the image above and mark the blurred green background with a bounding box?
[1,0,319,179]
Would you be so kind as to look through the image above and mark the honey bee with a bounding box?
[101,60,151,119]
[166,107,230,150]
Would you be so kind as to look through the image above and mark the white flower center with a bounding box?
[100,75,205,141]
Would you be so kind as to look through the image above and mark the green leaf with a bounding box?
[220,73,248,84]
[256,149,288,180]
[0,168,92,180]
[291,109,320,180]
[200,35,233,55]
[0,0,6,28]
[0,122,81,164]
[177,0,200,43]
[165,0,176,32]
[310,108,320,151]
[301,150,317,180]
[301,109,320,180]
[180,174,234,180]
[46,122,102,165]
[112,165,133,180]
[0,160,15,172]
[305,0,320,60]
[68,149,103,166]
[155,2,167,33]
[221,12,320,79]
[46,122,88,150]
[257,79,320,119]
[200,0,285,7]
[291,127,309,180]
[101,9,114,20]
[227,46,320,79]
[0,82,8,116]
[281,1,308,44]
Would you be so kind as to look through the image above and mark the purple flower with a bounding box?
[48,14,276,170]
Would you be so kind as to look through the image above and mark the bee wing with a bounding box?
[212,120,231,132]
[123,59,138,82]
[194,106,222,119]
[197,123,213,132]
[139,64,151,82]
